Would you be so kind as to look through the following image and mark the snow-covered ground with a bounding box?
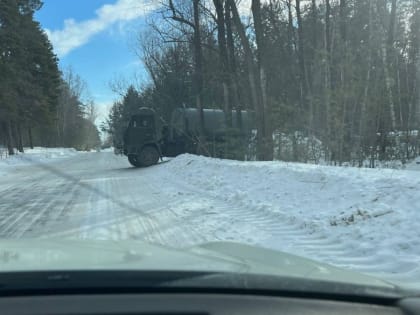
[0,147,79,176]
[155,154,420,286]
[0,150,419,288]
[406,155,420,170]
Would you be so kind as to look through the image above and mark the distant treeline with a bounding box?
[104,0,420,165]
[0,0,100,155]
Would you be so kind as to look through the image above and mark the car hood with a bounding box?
[0,239,396,290]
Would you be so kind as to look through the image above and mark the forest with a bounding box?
[2,0,419,165]
[104,0,420,166]
[0,0,101,155]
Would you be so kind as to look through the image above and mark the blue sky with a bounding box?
[33,0,254,125]
[34,0,159,123]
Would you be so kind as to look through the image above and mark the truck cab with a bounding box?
[123,108,161,167]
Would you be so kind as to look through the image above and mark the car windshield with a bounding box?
[0,0,420,291]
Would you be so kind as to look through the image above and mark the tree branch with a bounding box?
[168,0,196,29]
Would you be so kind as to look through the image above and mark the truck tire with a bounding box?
[128,155,141,167]
[139,145,159,167]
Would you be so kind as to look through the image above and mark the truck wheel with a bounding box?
[128,155,141,167]
[139,146,159,167]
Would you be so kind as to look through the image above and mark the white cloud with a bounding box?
[46,0,159,57]
[96,100,112,121]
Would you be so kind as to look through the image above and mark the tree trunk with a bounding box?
[311,0,317,46]
[396,54,403,130]
[339,0,347,44]
[416,50,420,131]
[324,0,331,161]
[380,0,397,131]
[225,3,242,130]
[17,122,24,153]
[381,35,397,132]
[337,0,348,164]
[358,0,373,164]
[213,0,232,128]
[309,0,317,91]
[10,121,19,152]
[28,126,34,149]
[413,56,420,138]
[408,1,420,137]
[227,0,265,160]
[192,0,206,153]
[4,121,15,156]
[286,0,299,161]
[252,0,273,160]
[286,0,296,54]
[295,0,313,135]
[415,52,420,157]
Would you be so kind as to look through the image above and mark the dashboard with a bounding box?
[1,293,419,315]
[0,270,419,315]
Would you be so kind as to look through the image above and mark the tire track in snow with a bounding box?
[1,152,418,287]
[30,157,170,242]
[0,176,56,237]
[157,172,420,286]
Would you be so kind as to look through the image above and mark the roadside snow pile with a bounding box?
[0,147,79,175]
[100,147,114,153]
[158,154,420,282]
[406,156,420,171]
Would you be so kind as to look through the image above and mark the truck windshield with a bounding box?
[132,116,154,128]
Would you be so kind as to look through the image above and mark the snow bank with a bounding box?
[157,154,420,285]
[0,147,79,175]
[100,147,114,153]
[406,156,420,171]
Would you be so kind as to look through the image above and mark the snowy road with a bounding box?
[0,152,235,244]
[0,152,184,243]
[0,151,419,288]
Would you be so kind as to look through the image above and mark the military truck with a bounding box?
[122,107,253,167]
[122,108,162,167]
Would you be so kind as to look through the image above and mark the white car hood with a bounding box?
[0,239,395,289]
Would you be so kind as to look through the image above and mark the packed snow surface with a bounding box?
[0,147,79,175]
[0,150,419,288]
